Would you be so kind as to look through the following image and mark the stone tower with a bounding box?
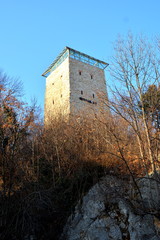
[42,47,109,123]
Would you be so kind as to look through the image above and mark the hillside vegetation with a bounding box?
[0,34,160,239]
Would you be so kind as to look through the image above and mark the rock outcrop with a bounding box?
[137,173,160,210]
[61,175,160,240]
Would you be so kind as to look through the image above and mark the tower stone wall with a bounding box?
[45,57,70,123]
[42,47,109,124]
[69,58,107,118]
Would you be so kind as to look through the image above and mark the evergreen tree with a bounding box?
[140,85,160,129]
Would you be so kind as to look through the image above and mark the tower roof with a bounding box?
[42,47,109,77]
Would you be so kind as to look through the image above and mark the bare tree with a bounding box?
[108,34,160,174]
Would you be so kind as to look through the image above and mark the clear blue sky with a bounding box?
[0,0,160,113]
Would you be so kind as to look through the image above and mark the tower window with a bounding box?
[81,90,83,95]
[61,94,62,97]
[79,71,82,75]
[93,94,95,98]
[53,100,54,104]
[52,83,54,85]
[91,75,93,79]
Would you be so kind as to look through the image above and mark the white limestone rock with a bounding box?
[61,175,160,240]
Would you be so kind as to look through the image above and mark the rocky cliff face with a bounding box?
[61,175,160,240]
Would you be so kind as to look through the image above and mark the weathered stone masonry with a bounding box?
[42,47,109,124]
